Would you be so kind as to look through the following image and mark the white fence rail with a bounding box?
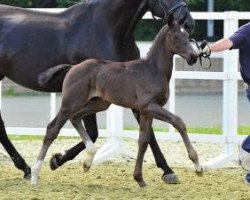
[1,10,250,167]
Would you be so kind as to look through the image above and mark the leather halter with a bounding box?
[157,0,187,19]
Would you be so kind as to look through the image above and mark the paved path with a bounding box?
[1,93,249,129]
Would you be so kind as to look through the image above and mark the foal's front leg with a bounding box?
[132,109,178,184]
[133,115,152,187]
[147,103,203,175]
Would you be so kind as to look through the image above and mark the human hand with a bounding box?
[199,40,211,57]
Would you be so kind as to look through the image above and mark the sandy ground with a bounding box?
[0,138,249,200]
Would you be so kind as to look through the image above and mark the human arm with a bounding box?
[209,38,233,52]
[201,38,233,55]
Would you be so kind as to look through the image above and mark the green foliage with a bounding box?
[0,0,31,7]
[135,19,164,41]
[4,86,16,96]
[56,0,77,7]
[187,0,250,11]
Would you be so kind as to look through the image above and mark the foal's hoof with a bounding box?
[138,181,147,188]
[162,173,180,184]
[83,162,91,172]
[50,153,62,171]
[195,166,204,177]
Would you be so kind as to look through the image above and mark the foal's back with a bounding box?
[62,56,167,111]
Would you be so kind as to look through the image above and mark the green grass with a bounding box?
[7,125,249,141]
[8,135,79,141]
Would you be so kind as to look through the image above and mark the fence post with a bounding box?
[50,93,56,121]
[106,104,123,138]
[169,56,176,134]
[93,104,124,164]
[223,11,239,154]
[202,11,239,168]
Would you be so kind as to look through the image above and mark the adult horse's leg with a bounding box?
[49,114,98,170]
[132,109,179,184]
[0,112,31,179]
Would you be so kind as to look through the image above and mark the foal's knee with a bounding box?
[138,135,150,149]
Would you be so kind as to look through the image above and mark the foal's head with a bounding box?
[164,13,198,65]
[148,0,195,34]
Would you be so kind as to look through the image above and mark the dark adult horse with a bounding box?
[0,0,194,183]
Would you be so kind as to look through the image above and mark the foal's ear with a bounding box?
[167,13,174,28]
[178,12,188,25]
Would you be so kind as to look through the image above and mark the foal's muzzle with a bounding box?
[187,53,198,65]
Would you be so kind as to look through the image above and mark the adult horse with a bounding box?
[0,0,194,183]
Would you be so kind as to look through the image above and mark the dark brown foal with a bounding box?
[32,13,202,187]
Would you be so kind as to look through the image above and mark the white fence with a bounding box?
[1,10,250,167]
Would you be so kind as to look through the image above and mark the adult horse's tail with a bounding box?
[38,64,72,87]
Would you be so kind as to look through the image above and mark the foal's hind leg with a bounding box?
[132,109,179,184]
[0,112,31,179]
[147,103,203,175]
[70,118,97,172]
[49,114,98,170]
[31,109,68,185]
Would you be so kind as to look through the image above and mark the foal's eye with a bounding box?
[173,35,178,41]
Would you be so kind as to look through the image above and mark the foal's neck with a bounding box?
[146,27,174,81]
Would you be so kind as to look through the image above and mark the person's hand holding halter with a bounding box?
[200,40,211,58]
[190,39,211,70]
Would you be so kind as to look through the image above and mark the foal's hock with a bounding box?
[32,14,202,187]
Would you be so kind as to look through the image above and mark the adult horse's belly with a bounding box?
[2,64,65,92]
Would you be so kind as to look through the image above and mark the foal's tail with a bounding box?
[38,64,72,87]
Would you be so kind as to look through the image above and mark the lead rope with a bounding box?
[190,39,212,70]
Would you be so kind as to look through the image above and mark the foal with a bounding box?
[32,14,202,187]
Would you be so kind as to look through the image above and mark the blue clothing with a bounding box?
[242,135,250,153]
[229,22,250,84]
[229,22,250,184]
[247,85,250,102]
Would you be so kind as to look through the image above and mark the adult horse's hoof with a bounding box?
[50,153,62,171]
[23,167,31,180]
[162,173,180,184]
[23,173,31,180]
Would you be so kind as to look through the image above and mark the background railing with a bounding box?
[1,10,250,167]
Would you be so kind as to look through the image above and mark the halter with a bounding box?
[157,0,187,19]
[190,39,211,70]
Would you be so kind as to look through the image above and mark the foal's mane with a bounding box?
[146,25,169,59]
